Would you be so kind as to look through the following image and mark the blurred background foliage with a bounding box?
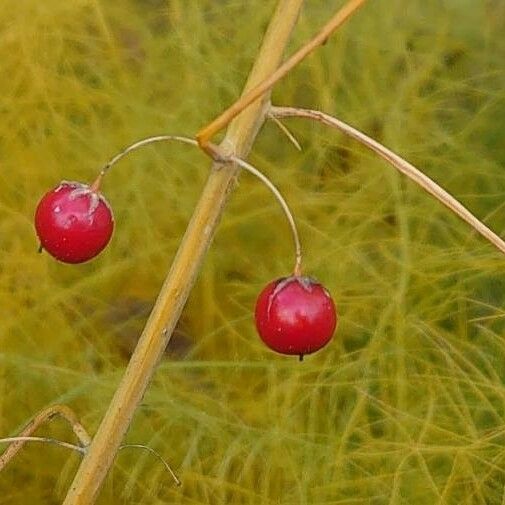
[0,0,505,503]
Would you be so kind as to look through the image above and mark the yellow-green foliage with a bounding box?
[1,1,505,503]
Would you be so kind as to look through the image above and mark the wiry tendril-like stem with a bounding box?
[0,437,180,486]
[228,154,302,275]
[120,444,181,486]
[0,404,91,473]
[92,135,303,275]
[91,135,200,190]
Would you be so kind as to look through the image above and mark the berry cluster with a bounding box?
[34,139,337,359]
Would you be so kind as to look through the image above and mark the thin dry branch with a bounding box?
[119,445,181,486]
[269,114,302,151]
[0,437,86,455]
[0,404,91,473]
[270,105,505,256]
[0,437,180,486]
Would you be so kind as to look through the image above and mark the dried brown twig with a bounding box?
[270,105,505,256]
[0,404,91,473]
[0,404,179,486]
[196,0,368,154]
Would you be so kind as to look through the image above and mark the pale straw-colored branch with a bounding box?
[0,405,91,473]
[0,437,86,455]
[0,437,179,486]
[270,106,505,256]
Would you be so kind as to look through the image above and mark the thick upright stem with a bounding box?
[63,1,304,503]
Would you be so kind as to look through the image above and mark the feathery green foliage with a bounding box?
[1,0,505,503]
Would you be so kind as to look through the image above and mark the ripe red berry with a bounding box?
[254,276,337,359]
[35,181,114,264]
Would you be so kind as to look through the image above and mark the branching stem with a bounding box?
[196,0,368,153]
[0,437,180,485]
[63,2,306,502]
[0,404,91,473]
[92,134,302,275]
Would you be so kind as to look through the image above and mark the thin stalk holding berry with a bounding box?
[91,134,303,275]
[36,133,303,274]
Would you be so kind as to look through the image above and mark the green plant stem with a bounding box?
[63,1,304,503]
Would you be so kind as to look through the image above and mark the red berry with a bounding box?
[255,276,337,359]
[35,181,114,264]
